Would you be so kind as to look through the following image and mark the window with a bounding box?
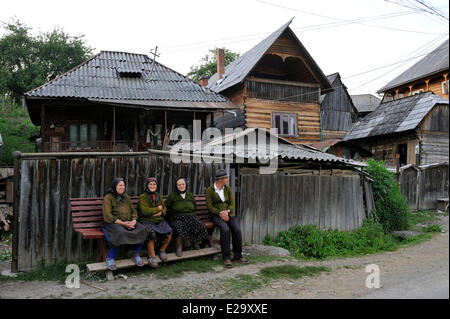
[412,89,424,95]
[272,113,297,136]
[69,122,99,149]
[442,81,449,94]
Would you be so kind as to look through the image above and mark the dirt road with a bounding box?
[0,215,448,299]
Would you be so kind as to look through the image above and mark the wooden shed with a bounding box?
[344,92,449,167]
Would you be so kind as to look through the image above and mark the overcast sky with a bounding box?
[1,0,448,97]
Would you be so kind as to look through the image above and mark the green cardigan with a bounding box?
[165,191,197,220]
[205,184,235,217]
[103,193,138,223]
[137,192,167,223]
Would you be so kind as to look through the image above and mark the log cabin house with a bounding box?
[24,51,237,153]
[344,40,449,168]
[344,91,449,167]
[378,39,449,102]
[203,19,333,146]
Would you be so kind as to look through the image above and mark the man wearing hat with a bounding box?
[206,169,249,268]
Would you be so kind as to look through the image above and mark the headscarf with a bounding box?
[105,177,126,204]
[175,177,187,195]
[145,177,158,206]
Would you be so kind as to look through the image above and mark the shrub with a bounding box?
[422,224,442,233]
[263,220,399,259]
[364,158,409,232]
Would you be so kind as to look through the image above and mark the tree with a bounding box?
[0,19,93,100]
[187,47,240,83]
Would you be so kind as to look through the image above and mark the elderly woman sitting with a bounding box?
[137,177,173,269]
[102,178,148,271]
[165,177,208,257]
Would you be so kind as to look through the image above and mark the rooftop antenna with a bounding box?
[148,46,160,81]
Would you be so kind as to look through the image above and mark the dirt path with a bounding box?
[0,215,448,299]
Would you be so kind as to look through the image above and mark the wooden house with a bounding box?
[350,94,381,118]
[204,19,333,146]
[24,51,237,153]
[319,73,358,140]
[378,39,449,102]
[344,92,449,167]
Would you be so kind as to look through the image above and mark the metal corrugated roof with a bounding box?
[206,19,332,94]
[171,127,365,167]
[378,39,449,93]
[25,51,231,104]
[344,92,449,141]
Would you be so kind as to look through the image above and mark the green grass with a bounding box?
[422,224,442,233]
[407,210,442,231]
[217,265,331,298]
[221,274,266,298]
[0,259,97,283]
[259,265,331,280]
[263,209,443,260]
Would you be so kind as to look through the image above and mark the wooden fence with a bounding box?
[400,162,449,210]
[238,168,374,244]
[12,151,225,271]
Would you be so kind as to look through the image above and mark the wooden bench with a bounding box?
[70,195,219,279]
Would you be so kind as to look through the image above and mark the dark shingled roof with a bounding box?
[344,91,448,141]
[25,51,235,109]
[377,39,449,93]
[207,19,332,94]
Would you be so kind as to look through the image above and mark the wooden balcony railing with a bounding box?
[246,77,320,103]
[43,140,131,152]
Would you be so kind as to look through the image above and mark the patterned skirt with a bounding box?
[143,221,172,240]
[169,215,208,242]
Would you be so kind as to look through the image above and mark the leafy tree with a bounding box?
[0,19,93,100]
[187,47,240,83]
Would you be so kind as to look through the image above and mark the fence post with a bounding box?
[11,151,22,273]
[416,167,422,211]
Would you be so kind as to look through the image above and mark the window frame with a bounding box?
[272,112,298,137]
[68,121,99,149]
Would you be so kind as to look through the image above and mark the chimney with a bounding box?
[217,48,225,79]
[199,76,209,87]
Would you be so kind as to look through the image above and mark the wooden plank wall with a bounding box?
[399,166,419,210]
[16,153,225,270]
[400,163,449,210]
[238,171,369,244]
[320,76,355,132]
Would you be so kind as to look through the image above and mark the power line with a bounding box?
[346,32,448,91]
[160,7,443,55]
[256,0,444,35]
